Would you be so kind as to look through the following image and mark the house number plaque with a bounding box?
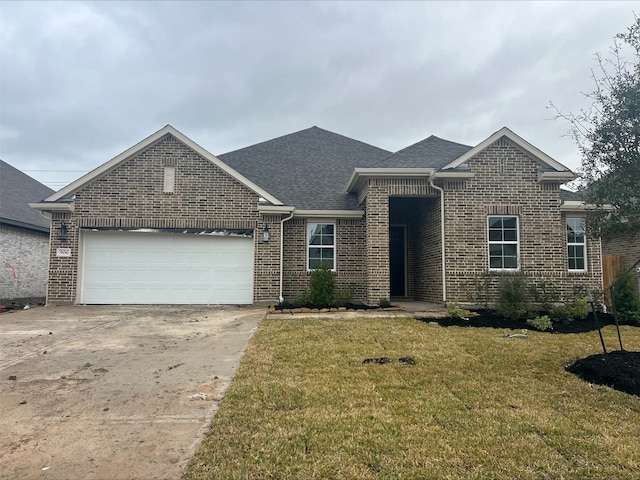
[56,248,72,257]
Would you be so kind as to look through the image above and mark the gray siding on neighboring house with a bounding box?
[0,224,50,303]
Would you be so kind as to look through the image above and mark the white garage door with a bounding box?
[80,230,254,304]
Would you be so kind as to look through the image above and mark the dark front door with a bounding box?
[389,225,406,297]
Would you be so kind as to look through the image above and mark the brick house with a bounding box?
[30,125,603,306]
[1,160,55,305]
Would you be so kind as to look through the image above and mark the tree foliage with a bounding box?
[555,17,640,241]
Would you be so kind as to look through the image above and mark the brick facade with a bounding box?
[355,139,603,306]
[46,134,280,304]
[441,139,602,304]
[282,217,367,302]
[0,224,50,304]
[39,129,604,307]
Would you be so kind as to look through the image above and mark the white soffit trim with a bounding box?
[560,201,614,212]
[346,168,435,193]
[44,125,283,206]
[29,201,74,212]
[294,209,364,218]
[258,205,295,215]
[430,171,475,180]
[538,171,576,182]
[443,127,572,173]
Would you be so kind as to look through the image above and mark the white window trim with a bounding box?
[487,215,520,271]
[307,221,336,271]
[567,217,588,272]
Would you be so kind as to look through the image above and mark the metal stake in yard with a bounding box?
[588,289,607,355]
[609,284,625,352]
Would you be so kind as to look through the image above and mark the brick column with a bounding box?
[365,180,390,304]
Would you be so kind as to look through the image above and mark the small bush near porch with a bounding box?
[185,318,640,480]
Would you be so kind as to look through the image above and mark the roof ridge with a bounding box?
[219,126,391,157]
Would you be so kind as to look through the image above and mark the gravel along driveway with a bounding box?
[0,305,263,480]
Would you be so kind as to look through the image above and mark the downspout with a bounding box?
[279,210,295,303]
[429,180,447,302]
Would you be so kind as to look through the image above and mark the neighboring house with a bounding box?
[602,225,640,293]
[1,160,55,305]
[30,125,603,306]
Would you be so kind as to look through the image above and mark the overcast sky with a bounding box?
[0,1,635,192]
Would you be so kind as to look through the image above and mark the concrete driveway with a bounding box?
[0,305,264,480]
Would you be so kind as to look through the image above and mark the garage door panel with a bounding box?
[81,231,254,304]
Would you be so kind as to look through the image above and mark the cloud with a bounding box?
[0,1,634,189]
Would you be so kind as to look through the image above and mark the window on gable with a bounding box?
[308,223,335,270]
[567,217,587,271]
[163,166,176,194]
[488,216,519,270]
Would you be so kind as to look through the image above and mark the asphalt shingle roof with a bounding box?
[374,135,473,169]
[0,160,55,231]
[219,127,391,210]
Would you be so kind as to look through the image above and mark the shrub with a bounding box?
[552,295,591,324]
[527,315,553,332]
[529,279,560,312]
[335,285,354,307]
[447,298,468,319]
[471,270,492,308]
[379,298,392,308]
[308,263,336,306]
[497,273,530,320]
[611,269,640,324]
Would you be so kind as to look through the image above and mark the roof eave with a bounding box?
[294,209,364,219]
[346,168,435,193]
[430,171,475,180]
[29,201,75,212]
[538,171,576,182]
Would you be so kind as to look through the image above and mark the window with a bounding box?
[488,216,519,270]
[308,223,335,270]
[567,217,587,271]
[163,166,175,193]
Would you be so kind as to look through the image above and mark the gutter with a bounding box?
[279,210,295,302]
[429,180,447,302]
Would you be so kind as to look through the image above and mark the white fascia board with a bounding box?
[443,127,573,173]
[430,171,475,180]
[258,205,295,215]
[294,209,364,219]
[29,202,74,212]
[45,125,283,206]
[346,168,435,193]
[538,171,576,182]
[560,201,615,212]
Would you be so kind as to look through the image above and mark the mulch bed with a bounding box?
[426,310,619,334]
[566,351,640,397]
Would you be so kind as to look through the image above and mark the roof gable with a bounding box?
[0,160,54,231]
[374,135,472,169]
[44,125,282,206]
[219,126,391,210]
[443,127,572,172]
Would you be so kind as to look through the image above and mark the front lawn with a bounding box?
[185,317,640,480]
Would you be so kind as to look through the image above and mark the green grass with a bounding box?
[185,318,640,479]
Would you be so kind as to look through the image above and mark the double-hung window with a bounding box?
[308,223,335,270]
[567,217,587,271]
[488,216,519,270]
